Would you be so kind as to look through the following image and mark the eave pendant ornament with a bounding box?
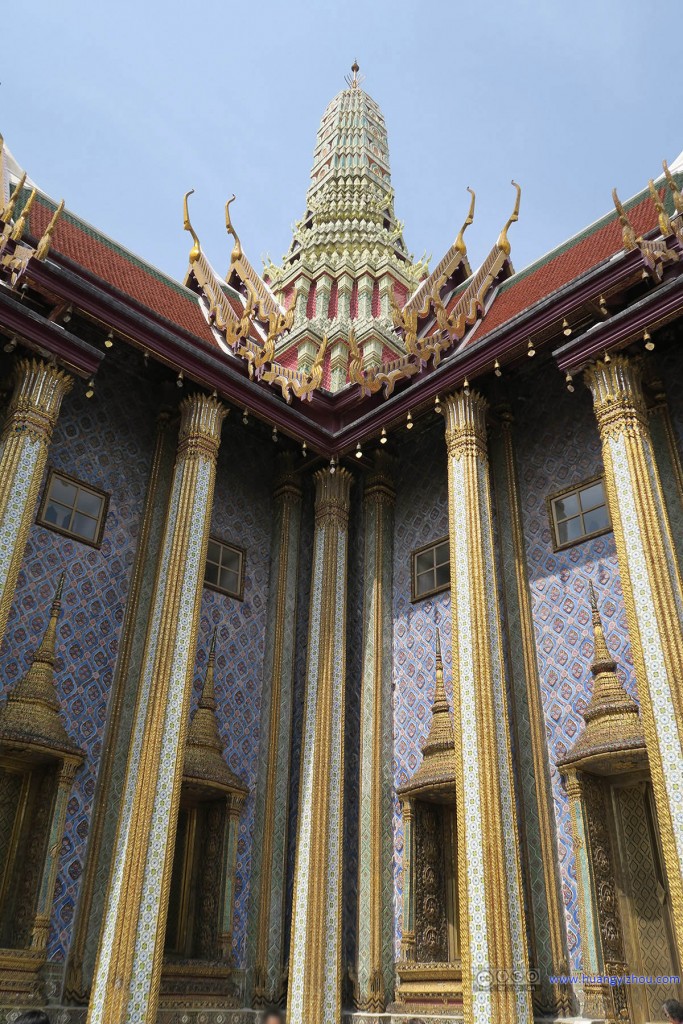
[183,192,322,403]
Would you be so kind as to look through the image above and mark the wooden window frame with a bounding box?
[203,537,245,601]
[411,535,450,603]
[36,468,109,548]
[546,474,612,552]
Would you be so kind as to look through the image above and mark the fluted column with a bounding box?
[355,452,394,1011]
[248,454,302,1007]
[585,354,683,953]
[287,467,352,1024]
[443,389,532,1024]
[0,357,72,642]
[398,797,415,961]
[87,393,227,1024]
[32,759,79,950]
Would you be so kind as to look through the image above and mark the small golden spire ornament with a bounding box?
[0,573,82,758]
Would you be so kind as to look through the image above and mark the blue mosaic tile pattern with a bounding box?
[191,421,275,969]
[391,422,452,958]
[514,373,636,971]
[0,356,157,960]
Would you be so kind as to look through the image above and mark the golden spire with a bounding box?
[0,573,82,758]
[663,159,683,216]
[648,179,672,238]
[10,186,37,241]
[183,629,248,796]
[558,581,645,772]
[35,199,65,261]
[496,180,521,256]
[397,628,457,797]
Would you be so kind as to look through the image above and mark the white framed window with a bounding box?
[548,477,611,550]
[37,469,108,547]
[412,537,450,601]
[204,538,245,600]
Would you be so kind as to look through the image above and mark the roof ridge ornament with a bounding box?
[663,159,683,216]
[496,179,521,256]
[225,194,243,266]
[183,189,201,263]
[454,186,476,257]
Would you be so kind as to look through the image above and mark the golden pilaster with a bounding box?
[87,393,227,1024]
[248,454,302,1008]
[287,467,352,1024]
[356,452,394,1011]
[0,357,72,643]
[64,408,175,1003]
[495,410,571,1015]
[585,354,683,955]
[443,389,532,1024]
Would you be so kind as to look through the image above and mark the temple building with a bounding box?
[2,62,683,1024]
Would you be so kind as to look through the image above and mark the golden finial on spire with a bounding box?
[588,580,611,668]
[497,180,521,256]
[648,179,672,238]
[10,186,36,241]
[1,171,26,223]
[454,187,476,256]
[225,194,243,266]
[183,189,201,263]
[35,199,65,261]
[662,159,683,216]
[345,60,363,89]
[612,187,640,251]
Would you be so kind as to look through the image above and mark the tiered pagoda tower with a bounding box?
[263,62,427,389]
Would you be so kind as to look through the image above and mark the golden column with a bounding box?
[584,354,683,953]
[0,357,72,642]
[355,452,394,1011]
[87,393,227,1024]
[249,454,302,1007]
[443,389,532,1024]
[287,466,352,1024]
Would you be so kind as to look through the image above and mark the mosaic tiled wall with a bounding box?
[0,353,157,960]
[391,421,452,957]
[191,420,275,969]
[513,369,636,972]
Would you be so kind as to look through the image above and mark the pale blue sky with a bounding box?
[3,1,679,282]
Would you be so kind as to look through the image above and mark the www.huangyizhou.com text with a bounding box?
[550,973,681,987]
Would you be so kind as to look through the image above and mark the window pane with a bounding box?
[50,476,77,508]
[76,488,103,518]
[584,505,609,535]
[415,550,434,574]
[435,563,450,588]
[557,516,582,545]
[553,493,579,520]
[416,569,434,596]
[219,567,239,595]
[435,542,450,566]
[207,540,221,564]
[72,512,98,542]
[222,547,241,572]
[579,482,605,512]
[204,562,219,586]
[44,500,72,530]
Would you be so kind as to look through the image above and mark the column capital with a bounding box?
[442,387,488,460]
[177,392,228,461]
[584,354,647,437]
[273,452,303,504]
[314,466,353,526]
[364,450,395,507]
[2,357,73,444]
